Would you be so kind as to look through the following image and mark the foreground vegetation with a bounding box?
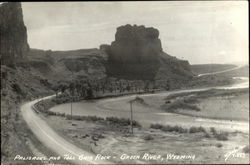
[44,114,249,164]
[150,124,230,141]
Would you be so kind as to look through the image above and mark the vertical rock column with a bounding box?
[0,2,29,65]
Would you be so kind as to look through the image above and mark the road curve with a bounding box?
[21,95,112,165]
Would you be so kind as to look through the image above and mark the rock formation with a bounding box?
[109,24,162,63]
[0,2,29,65]
[104,24,193,80]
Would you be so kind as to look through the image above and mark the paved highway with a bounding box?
[21,95,112,165]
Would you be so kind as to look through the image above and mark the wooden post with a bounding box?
[70,71,73,120]
[130,101,133,134]
[71,96,73,120]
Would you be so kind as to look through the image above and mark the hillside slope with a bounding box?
[1,3,56,164]
[191,64,237,75]
[26,48,107,81]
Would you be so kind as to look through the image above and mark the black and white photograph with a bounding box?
[0,1,249,164]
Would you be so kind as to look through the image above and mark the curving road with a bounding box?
[21,95,112,165]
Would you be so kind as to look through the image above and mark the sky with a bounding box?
[22,1,248,65]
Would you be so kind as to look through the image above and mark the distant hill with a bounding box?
[25,48,107,81]
[218,65,249,77]
[191,64,237,75]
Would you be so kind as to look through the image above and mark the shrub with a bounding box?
[170,125,188,133]
[12,83,22,94]
[216,143,223,148]
[199,126,206,133]
[65,114,142,128]
[47,111,57,116]
[210,127,217,135]
[134,96,144,103]
[215,132,229,141]
[40,79,51,87]
[178,126,189,133]
[106,116,129,125]
[204,132,211,138]
[209,127,229,141]
[165,100,171,104]
[66,115,104,122]
[143,135,154,141]
[52,94,71,104]
[106,116,141,127]
[161,125,173,132]
[165,100,201,112]
[189,126,206,133]
[150,123,163,129]
[132,120,141,127]
[189,126,199,133]
[242,145,250,153]
[86,116,104,122]
[150,124,188,133]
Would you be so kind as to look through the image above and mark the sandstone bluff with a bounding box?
[102,24,193,80]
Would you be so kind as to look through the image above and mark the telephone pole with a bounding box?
[70,97,72,120]
[130,101,133,134]
[70,71,73,120]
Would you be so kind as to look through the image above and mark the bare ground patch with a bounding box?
[161,88,249,121]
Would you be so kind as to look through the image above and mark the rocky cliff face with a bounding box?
[0,2,29,65]
[104,24,192,80]
[109,24,162,63]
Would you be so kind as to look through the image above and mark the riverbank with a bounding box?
[162,88,249,121]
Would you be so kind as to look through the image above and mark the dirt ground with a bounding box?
[178,93,249,121]
[44,115,249,164]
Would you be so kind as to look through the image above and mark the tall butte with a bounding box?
[103,24,193,80]
[0,2,29,65]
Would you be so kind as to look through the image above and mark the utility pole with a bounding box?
[130,101,133,134]
[71,97,72,120]
[70,71,73,120]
